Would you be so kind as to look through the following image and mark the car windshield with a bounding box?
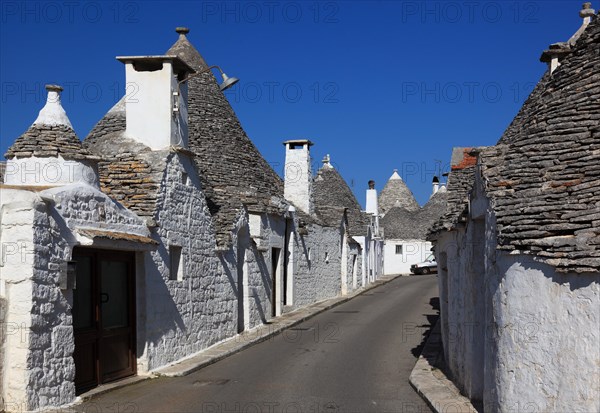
[425,254,435,262]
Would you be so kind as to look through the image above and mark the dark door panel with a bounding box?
[73,249,136,394]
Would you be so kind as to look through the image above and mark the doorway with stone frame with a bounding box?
[72,248,137,394]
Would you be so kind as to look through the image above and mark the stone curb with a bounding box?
[75,274,402,403]
[409,321,478,413]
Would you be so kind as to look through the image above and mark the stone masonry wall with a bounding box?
[0,182,152,411]
[143,153,238,370]
[435,176,600,412]
[348,243,361,291]
[288,222,342,310]
[0,296,5,411]
[29,201,76,410]
[247,214,285,325]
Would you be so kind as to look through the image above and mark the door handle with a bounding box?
[101,293,110,304]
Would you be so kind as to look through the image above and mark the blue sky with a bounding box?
[0,1,583,206]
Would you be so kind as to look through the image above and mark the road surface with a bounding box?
[77,275,439,413]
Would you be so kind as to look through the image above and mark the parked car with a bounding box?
[410,254,438,275]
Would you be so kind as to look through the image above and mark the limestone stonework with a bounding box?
[0,28,383,412]
[429,7,600,412]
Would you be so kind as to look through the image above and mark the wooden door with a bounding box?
[72,249,136,394]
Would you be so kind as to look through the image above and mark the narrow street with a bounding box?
[77,275,438,413]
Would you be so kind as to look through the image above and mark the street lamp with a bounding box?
[178,65,239,91]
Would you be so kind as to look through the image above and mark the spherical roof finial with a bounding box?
[176,27,190,35]
[45,84,63,93]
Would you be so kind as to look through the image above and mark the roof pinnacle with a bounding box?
[45,84,63,93]
[176,27,190,35]
[33,84,73,128]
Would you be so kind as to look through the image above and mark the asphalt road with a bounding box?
[77,275,439,413]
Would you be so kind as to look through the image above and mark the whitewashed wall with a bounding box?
[0,182,151,411]
[488,255,600,412]
[434,176,600,412]
[348,243,362,292]
[141,153,238,371]
[287,222,342,310]
[0,295,5,410]
[0,189,37,412]
[245,213,286,324]
[0,154,374,411]
[384,240,433,275]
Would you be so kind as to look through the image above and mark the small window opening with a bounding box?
[395,245,403,255]
[169,246,184,281]
[289,143,304,150]
[181,172,189,186]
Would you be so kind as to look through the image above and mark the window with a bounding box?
[325,252,329,263]
[395,245,403,255]
[169,246,184,281]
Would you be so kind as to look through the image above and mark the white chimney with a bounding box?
[117,55,194,150]
[432,176,440,195]
[366,180,378,215]
[283,139,314,215]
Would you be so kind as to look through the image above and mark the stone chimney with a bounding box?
[541,3,596,74]
[366,180,378,215]
[117,53,195,150]
[432,176,440,195]
[3,85,100,187]
[283,139,314,215]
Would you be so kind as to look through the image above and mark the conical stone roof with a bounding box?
[378,170,420,216]
[6,85,96,161]
[85,29,287,237]
[381,187,447,240]
[480,14,600,273]
[166,27,208,70]
[420,187,448,232]
[168,28,285,246]
[313,162,370,236]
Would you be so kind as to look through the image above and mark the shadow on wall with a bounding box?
[297,232,311,270]
[550,268,599,291]
[219,247,242,336]
[252,289,268,325]
[143,243,186,357]
[219,251,238,299]
[254,247,271,324]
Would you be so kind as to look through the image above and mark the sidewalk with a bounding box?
[409,321,479,413]
[78,274,402,402]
